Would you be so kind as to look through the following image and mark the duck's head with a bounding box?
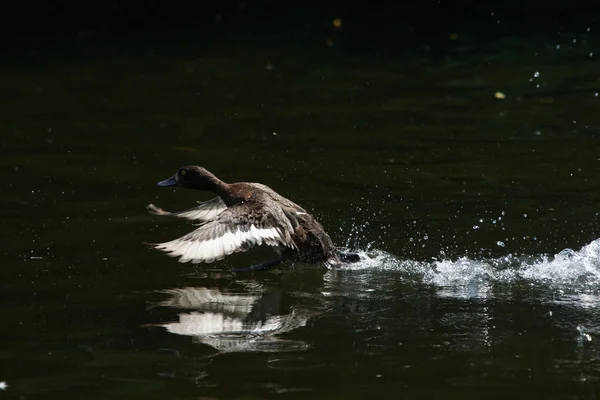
[157,165,222,190]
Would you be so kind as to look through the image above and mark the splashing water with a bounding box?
[520,240,600,285]
[577,325,593,343]
[339,238,600,293]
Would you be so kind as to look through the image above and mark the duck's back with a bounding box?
[243,182,339,264]
[245,182,308,213]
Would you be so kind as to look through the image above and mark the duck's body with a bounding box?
[148,166,359,271]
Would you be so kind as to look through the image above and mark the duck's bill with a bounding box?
[157,175,179,187]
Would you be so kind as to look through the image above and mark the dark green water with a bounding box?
[2,29,600,399]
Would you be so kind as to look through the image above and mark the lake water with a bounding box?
[2,23,600,399]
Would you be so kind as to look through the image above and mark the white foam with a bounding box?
[337,238,600,295]
[520,239,600,285]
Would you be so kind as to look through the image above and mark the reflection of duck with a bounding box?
[152,286,314,353]
[147,165,360,272]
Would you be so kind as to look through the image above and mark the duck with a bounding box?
[147,165,360,272]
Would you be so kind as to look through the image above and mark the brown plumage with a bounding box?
[147,166,359,272]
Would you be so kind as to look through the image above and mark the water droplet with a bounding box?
[556,44,561,50]
[473,225,480,230]
[496,241,505,247]
[577,325,592,342]
[533,71,540,78]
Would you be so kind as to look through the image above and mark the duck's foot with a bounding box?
[337,251,361,263]
[232,257,283,273]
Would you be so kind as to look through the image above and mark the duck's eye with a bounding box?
[180,170,186,176]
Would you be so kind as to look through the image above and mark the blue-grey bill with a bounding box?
[157,175,178,187]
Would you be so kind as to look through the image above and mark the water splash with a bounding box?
[520,240,600,285]
[339,238,600,293]
[577,324,593,344]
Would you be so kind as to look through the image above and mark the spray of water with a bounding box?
[339,238,600,292]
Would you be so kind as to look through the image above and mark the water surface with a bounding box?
[2,26,600,399]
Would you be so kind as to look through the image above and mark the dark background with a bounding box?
[2,1,598,49]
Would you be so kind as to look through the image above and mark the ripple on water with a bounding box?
[267,355,326,371]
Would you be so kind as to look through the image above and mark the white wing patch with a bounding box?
[154,224,287,264]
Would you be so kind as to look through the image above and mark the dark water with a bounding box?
[3,25,600,399]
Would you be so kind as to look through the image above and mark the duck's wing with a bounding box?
[150,202,297,264]
[147,197,226,222]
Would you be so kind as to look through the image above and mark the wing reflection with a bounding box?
[153,285,313,353]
